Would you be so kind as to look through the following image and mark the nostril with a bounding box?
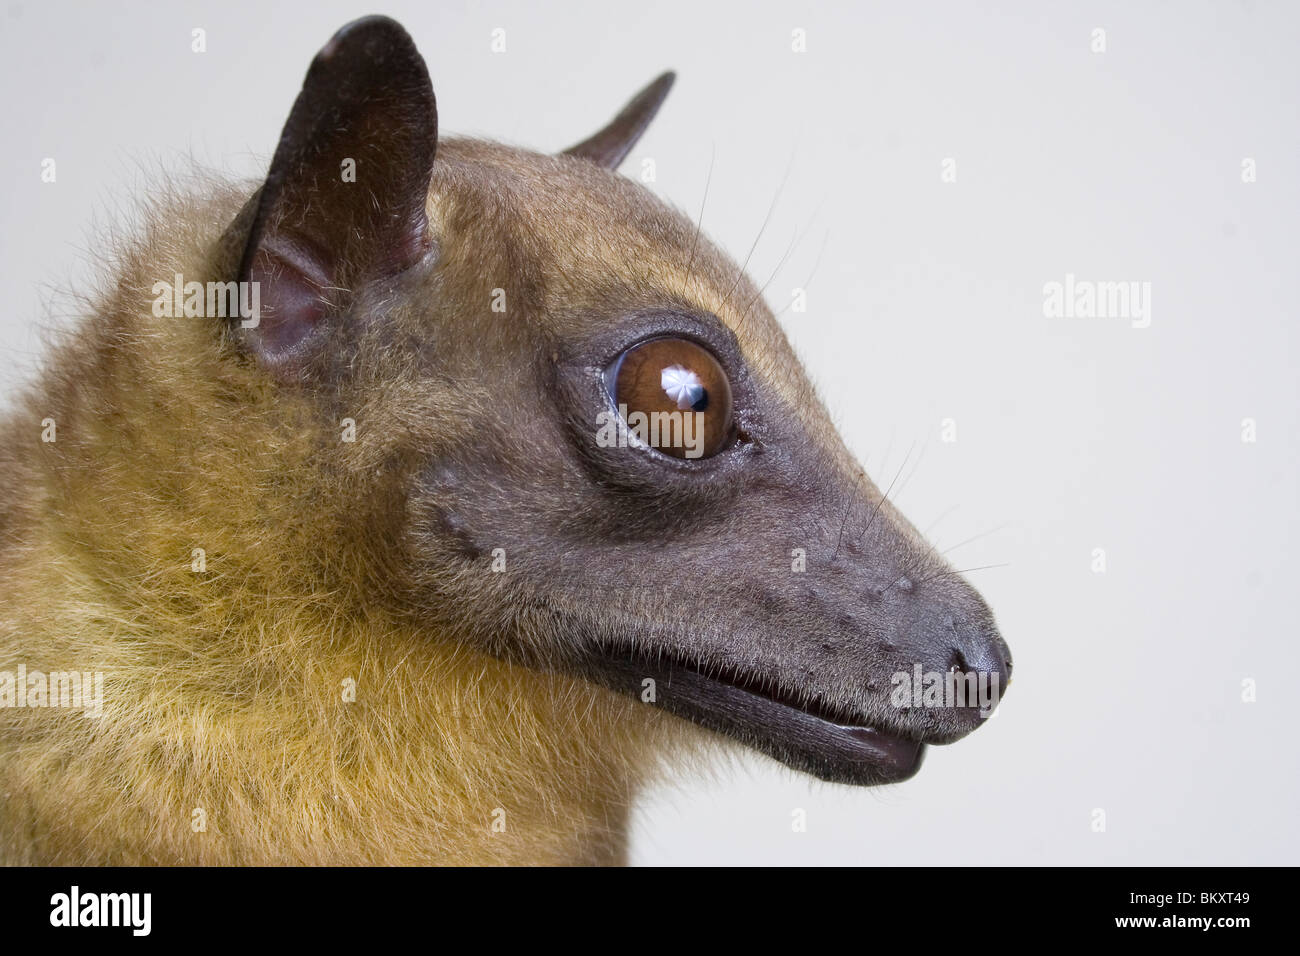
[958,626,1012,689]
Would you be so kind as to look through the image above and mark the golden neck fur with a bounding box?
[0,169,695,865]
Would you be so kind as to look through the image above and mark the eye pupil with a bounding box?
[607,337,734,459]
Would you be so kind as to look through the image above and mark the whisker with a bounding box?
[772,227,831,320]
[856,440,914,548]
[831,469,865,562]
[889,441,928,509]
[743,199,825,321]
[913,562,1011,589]
[873,432,896,485]
[921,504,959,539]
[741,226,801,322]
[948,562,1011,577]
[884,510,987,596]
[937,522,1009,558]
[684,144,716,284]
[721,151,796,320]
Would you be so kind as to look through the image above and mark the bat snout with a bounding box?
[865,580,1012,744]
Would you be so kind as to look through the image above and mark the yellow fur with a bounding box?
[0,173,693,865]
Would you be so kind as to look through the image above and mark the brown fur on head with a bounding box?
[0,16,1008,865]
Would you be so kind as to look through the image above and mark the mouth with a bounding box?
[579,648,926,786]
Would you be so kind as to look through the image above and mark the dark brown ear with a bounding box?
[562,72,675,169]
[237,15,437,375]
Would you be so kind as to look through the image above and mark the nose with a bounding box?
[953,623,1013,691]
[885,575,1012,733]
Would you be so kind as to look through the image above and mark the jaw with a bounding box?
[576,647,927,786]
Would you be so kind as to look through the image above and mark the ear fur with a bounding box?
[236,15,438,375]
[563,72,676,169]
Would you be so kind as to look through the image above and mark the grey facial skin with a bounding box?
[231,15,1011,789]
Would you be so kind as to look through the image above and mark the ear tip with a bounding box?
[561,70,678,168]
[650,71,677,99]
[316,15,420,68]
[330,14,414,44]
[303,16,434,131]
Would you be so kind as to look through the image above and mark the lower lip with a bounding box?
[831,725,926,779]
[582,650,927,786]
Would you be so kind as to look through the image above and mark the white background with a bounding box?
[1,1,1296,864]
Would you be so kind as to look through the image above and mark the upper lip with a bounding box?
[580,647,929,786]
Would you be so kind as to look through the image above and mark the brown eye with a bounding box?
[606,337,734,460]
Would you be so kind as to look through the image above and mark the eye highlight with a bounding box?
[604,337,734,460]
